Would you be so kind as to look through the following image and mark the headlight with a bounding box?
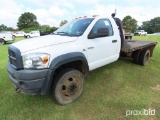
[22,53,50,69]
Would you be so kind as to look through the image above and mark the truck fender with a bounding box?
[41,52,89,95]
[49,52,88,70]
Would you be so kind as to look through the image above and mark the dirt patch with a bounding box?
[151,84,160,91]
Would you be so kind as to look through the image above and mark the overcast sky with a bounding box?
[0,0,160,28]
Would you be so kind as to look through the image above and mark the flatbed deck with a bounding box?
[124,34,132,40]
[121,40,157,53]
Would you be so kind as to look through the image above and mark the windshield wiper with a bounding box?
[57,32,70,35]
[55,32,79,37]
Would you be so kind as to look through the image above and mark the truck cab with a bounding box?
[6,15,157,105]
[53,16,121,70]
[24,30,40,38]
[12,31,26,38]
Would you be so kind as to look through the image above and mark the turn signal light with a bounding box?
[43,56,49,64]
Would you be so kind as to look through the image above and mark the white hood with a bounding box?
[12,35,78,53]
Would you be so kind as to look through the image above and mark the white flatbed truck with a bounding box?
[7,15,157,105]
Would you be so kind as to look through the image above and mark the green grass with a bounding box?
[0,36,160,120]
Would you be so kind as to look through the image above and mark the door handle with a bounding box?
[112,40,117,43]
[88,47,94,49]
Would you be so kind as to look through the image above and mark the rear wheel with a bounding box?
[133,50,141,64]
[27,35,30,38]
[128,36,132,40]
[139,50,150,66]
[51,68,84,105]
[0,39,5,45]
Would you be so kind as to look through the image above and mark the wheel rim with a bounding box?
[0,39,4,45]
[144,52,150,65]
[60,74,82,100]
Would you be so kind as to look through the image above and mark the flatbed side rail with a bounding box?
[121,40,157,57]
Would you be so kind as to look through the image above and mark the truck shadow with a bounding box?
[5,41,14,45]
[86,57,139,84]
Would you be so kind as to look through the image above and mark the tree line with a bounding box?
[0,12,67,34]
[0,12,160,34]
[122,15,160,34]
[138,17,160,33]
[0,24,14,31]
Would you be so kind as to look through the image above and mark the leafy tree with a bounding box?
[7,27,14,31]
[122,15,137,33]
[51,26,58,32]
[148,17,160,33]
[23,27,39,33]
[39,25,58,34]
[140,21,151,33]
[39,25,50,32]
[17,12,39,30]
[0,24,14,31]
[140,17,160,34]
[59,20,68,27]
[0,24,8,31]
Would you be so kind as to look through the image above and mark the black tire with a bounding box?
[133,50,141,64]
[27,36,30,38]
[139,50,150,66]
[128,36,132,40]
[13,35,16,39]
[51,68,84,105]
[0,39,5,45]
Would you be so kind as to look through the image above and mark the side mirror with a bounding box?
[88,28,109,39]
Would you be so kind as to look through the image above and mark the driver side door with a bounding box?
[85,19,119,70]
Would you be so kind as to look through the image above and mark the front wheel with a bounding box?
[27,35,30,38]
[0,39,5,45]
[12,35,16,39]
[51,68,84,105]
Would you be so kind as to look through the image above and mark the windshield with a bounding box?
[54,18,94,36]
[137,30,141,32]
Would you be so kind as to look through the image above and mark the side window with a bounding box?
[92,19,113,36]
